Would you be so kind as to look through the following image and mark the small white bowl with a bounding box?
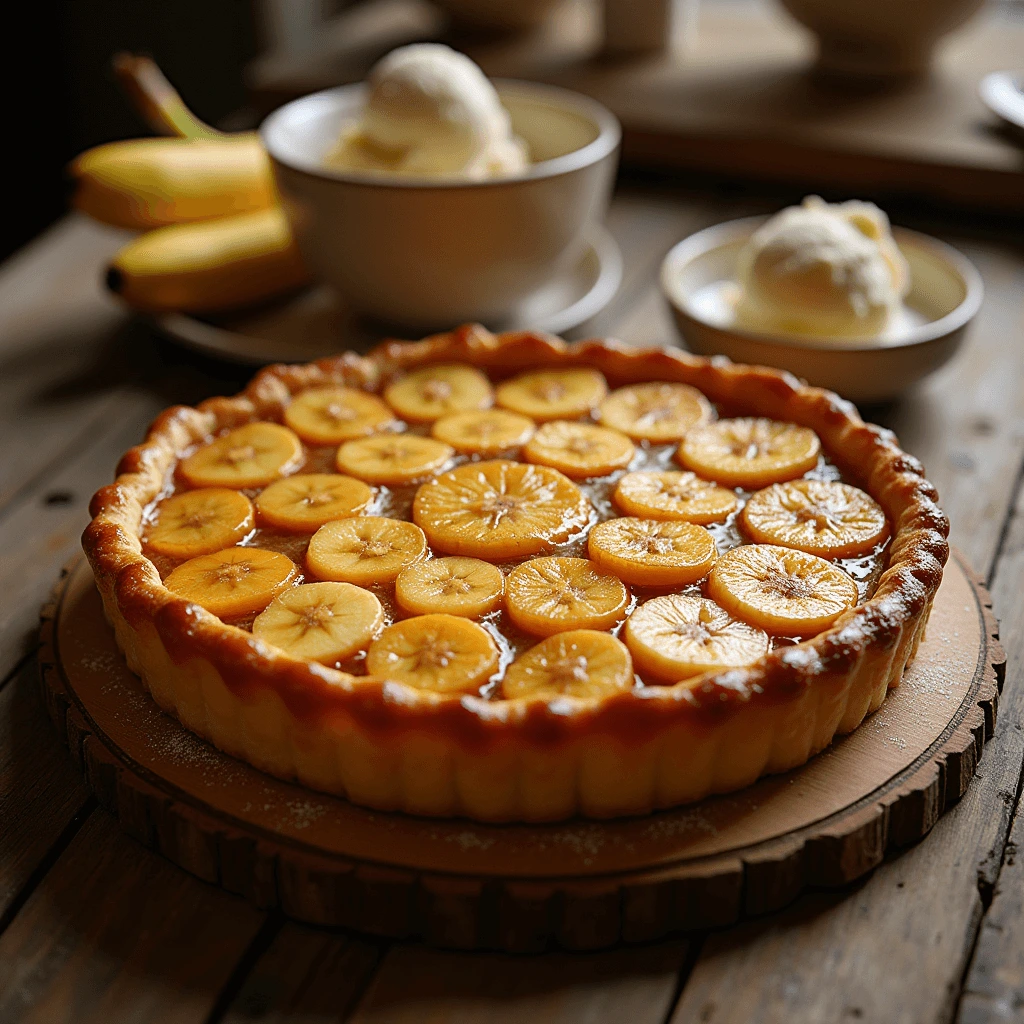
[660,216,983,404]
[260,82,620,331]
[778,0,985,78]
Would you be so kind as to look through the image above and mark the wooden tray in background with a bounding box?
[39,553,1003,950]
[247,0,1024,213]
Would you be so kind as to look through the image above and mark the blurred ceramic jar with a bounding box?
[432,0,565,33]
[777,0,986,78]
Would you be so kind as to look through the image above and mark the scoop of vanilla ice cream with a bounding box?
[735,197,910,339]
[325,44,529,179]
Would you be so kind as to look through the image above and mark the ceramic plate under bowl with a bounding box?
[156,224,622,366]
[660,216,983,404]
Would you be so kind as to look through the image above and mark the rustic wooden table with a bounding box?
[1,185,1023,1023]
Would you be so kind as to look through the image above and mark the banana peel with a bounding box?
[111,53,222,140]
[72,135,275,229]
[72,54,310,312]
[71,53,276,229]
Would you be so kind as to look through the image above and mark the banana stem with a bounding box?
[112,53,222,139]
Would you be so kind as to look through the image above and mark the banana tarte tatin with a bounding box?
[83,325,948,822]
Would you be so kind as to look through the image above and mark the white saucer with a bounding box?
[154,224,622,366]
[979,71,1024,133]
[660,216,983,404]
[686,280,929,347]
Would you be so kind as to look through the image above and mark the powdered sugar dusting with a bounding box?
[79,652,122,675]
[444,831,496,852]
[285,799,326,830]
[88,658,252,787]
[639,806,719,840]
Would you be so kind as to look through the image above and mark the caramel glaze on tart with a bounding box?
[84,325,948,822]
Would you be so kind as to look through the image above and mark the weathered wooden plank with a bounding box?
[219,922,381,1023]
[0,394,169,681]
[581,192,747,340]
[0,658,90,925]
[0,808,265,1024]
[0,216,132,513]
[957,477,1024,1024]
[606,276,684,351]
[347,942,688,1023]
[0,216,127,365]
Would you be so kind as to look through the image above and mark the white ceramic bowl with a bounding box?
[260,82,620,330]
[778,0,985,78]
[660,216,983,404]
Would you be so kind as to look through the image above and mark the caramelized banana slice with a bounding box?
[385,363,493,423]
[395,557,504,618]
[707,543,858,636]
[252,581,382,663]
[588,518,716,586]
[164,546,297,619]
[625,594,770,682]
[366,613,499,693]
[307,516,428,585]
[431,409,535,457]
[741,479,889,558]
[506,556,629,637]
[284,386,396,444]
[255,473,373,532]
[495,368,607,422]
[336,434,454,486]
[598,382,712,442]
[147,488,254,559]
[678,418,821,489]
[523,421,635,479]
[614,470,738,524]
[180,422,303,489]
[503,630,634,701]
[413,460,590,560]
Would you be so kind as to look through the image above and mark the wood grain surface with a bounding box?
[0,186,1022,1020]
[958,476,1024,1024]
[0,661,89,925]
[348,941,690,1023]
[0,812,265,1024]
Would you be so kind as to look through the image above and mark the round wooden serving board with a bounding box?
[39,553,1003,951]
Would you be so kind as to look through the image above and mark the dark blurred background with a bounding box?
[3,1,261,261]
[5,0,1022,263]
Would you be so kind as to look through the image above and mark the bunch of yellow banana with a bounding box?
[72,54,310,313]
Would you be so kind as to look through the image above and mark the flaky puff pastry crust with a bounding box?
[83,325,948,822]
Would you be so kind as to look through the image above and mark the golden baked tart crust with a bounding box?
[83,324,948,822]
